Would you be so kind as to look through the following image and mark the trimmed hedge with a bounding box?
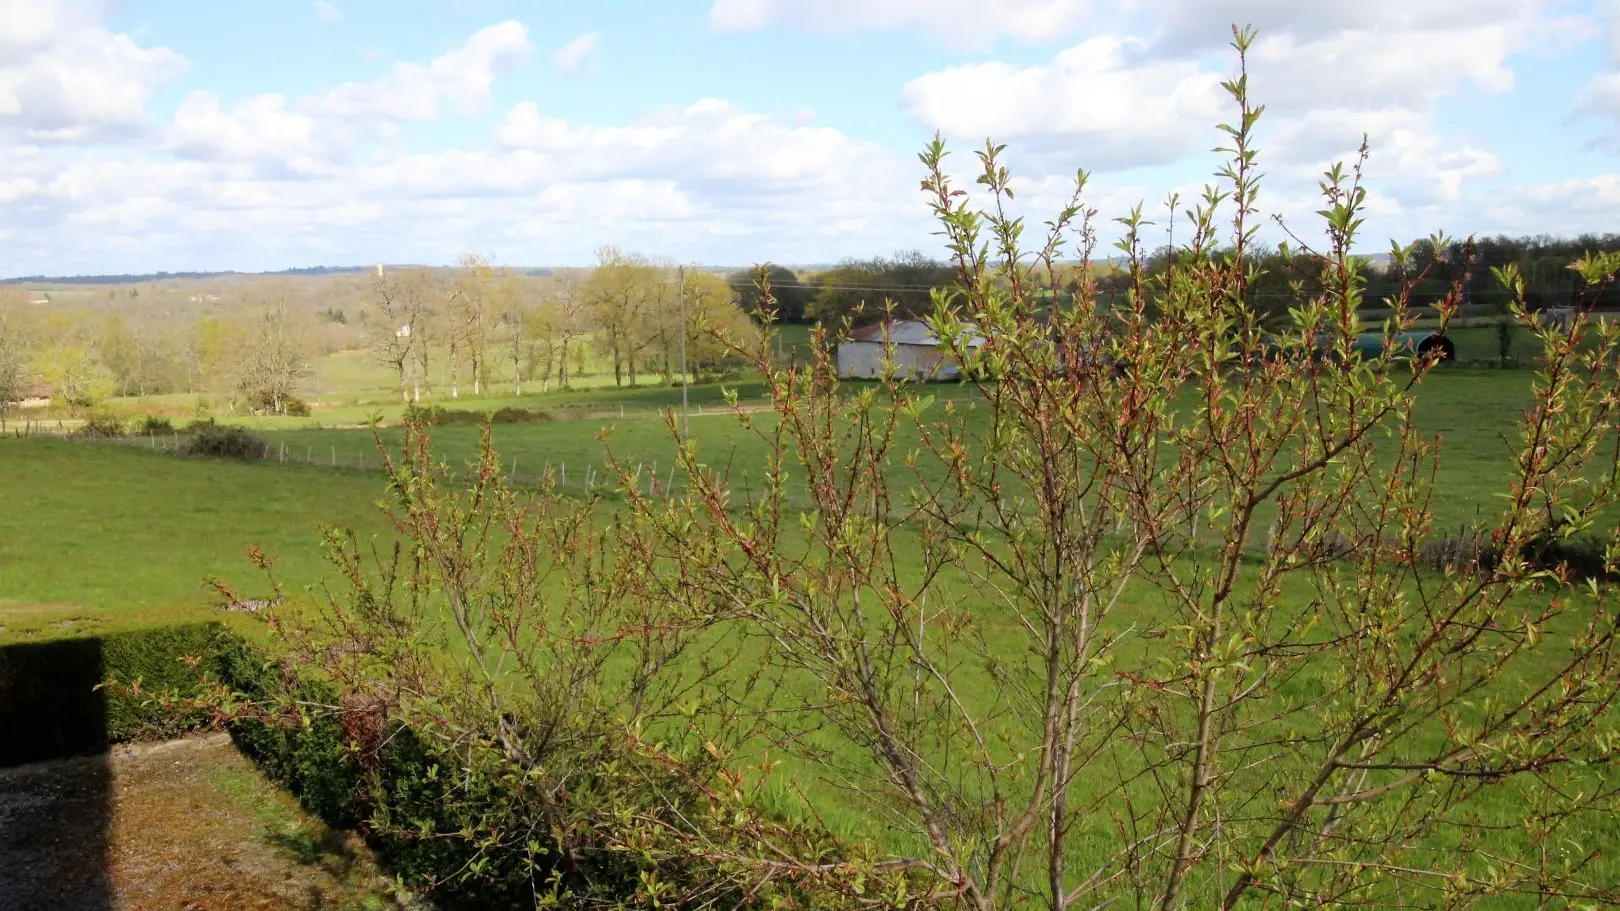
[213,638,625,907]
[0,621,231,766]
[1,623,746,906]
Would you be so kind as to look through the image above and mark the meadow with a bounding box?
[1,363,1550,639]
[6,353,1617,905]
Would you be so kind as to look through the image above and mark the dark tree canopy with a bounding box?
[727,264,813,323]
[804,250,956,326]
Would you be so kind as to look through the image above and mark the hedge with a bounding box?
[0,621,231,766]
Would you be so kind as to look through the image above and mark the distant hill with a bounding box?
[0,264,569,285]
[0,265,384,285]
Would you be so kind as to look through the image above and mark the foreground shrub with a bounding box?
[184,424,268,460]
[207,27,1620,911]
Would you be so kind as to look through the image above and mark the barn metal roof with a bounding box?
[847,319,985,346]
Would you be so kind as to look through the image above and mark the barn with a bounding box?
[836,319,984,381]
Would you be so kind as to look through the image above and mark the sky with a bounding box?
[1,0,1619,277]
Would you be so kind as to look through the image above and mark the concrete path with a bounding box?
[0,733,411,911]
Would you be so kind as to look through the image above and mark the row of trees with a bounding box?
[0,287,319,421]
[724,252,958,325]
[365,250,761,401]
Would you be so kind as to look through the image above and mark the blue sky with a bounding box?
[1,0,1618,276]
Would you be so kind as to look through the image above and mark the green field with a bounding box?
[6,360,1618,903]
[0,440,396,642]
[3,367,1554,641]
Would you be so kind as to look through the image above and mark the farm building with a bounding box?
[836,319,985,381]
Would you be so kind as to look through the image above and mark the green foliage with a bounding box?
[728,264,813,323]
[0,621,232,765]
[400,403,555,426]
[282,396,312,417]
[804,250,955,326]
[184,423,269,460]
[34,344,116,409]
[76,411,126,437]
[137,414,175,435]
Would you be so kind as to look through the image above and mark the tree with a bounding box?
[96,314,182,397]
[33,345,114,411]
[728,264,812,323]
[0,299,30,428]
[619,31,1620,907]
[450,253,497,397]
[683,269,760,380]
[188,315,244,395]
[367,267,434,402]
[493,268,540,397]
[235,291,312,415]
[545,269,590,390]
[587,246,657,387]
[203,28,1620,910]
[804,250,954,326]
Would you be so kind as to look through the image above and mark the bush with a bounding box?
[1416,525,1613,581]
[488,406,553,424]
[402,404,553,426]
[76,413,125,438]
[283,396,312,417]
[184,424,269,460]
[137,415,175,435]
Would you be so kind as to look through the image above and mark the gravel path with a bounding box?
[0,733,410,911]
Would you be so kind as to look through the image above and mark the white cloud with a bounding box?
[168,91,327,166]
[163,22,533,165]
[0,0,186,141]
[312,0,343,23]
[314,20,531,121]
[902,36,1227,171]
[709,0,1098,48]
[554,32,598,75]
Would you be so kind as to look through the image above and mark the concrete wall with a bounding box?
[836,342,960,381]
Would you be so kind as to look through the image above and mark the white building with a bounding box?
[836,319,985,381]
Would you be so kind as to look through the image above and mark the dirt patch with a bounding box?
[0,733,415,910]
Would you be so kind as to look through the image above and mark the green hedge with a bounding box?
[0,621,231,766]
[213,637,630,907]
[0,623,744,907]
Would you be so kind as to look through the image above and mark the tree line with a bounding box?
[365,248,760,402]
[4,232,1618,424]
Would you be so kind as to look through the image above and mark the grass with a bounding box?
[238,367,1548,534]
[8,363,1618,902]
[1,366,1559,641]
[0,439,396,643]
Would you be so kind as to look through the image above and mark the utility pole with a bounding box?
[678,265,689,438]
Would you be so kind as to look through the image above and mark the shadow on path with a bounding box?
[0,636,113,910]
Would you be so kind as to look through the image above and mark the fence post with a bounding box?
[331,446,336,468]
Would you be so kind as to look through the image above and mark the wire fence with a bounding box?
[6,420,771,505]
